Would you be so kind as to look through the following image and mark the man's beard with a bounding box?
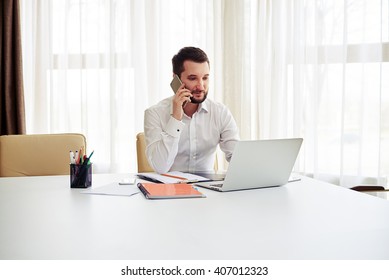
[190,90,208,104]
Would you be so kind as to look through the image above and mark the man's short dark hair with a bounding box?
[172,47,210,77]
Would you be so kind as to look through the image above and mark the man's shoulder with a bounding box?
[146,96,173,112]
[204,98,230,112]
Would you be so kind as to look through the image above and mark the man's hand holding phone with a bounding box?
[170,75,192,120]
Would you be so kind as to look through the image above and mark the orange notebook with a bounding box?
[137,183,205,199]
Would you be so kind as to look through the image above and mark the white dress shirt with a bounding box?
[144,96,239,174]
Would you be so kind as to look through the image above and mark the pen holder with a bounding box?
[70,163,92,188]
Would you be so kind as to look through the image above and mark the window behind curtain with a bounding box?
[21,0,214,173]
[287,0,389,186]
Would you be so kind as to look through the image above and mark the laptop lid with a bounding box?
[218,138,303,192]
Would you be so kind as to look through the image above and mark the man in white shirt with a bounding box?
[144,47,239,174]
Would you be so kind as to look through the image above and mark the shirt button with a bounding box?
[177,129,180,132]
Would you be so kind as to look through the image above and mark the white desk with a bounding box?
[1,174,389,260]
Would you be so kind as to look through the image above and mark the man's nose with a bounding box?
[196,80,205,91]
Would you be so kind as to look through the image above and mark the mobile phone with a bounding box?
[119,178,136,185]
[170,74,182,94]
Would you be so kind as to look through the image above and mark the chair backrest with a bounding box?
[136,132,154,173]
[0,133,87,177]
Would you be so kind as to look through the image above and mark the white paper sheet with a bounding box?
[81,182,140,197]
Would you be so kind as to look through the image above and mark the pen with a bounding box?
[78,147,83,164]
[83,150,94,165]
[161,173,187,180]
[69,151,75,164]
[178,180,199,184]
[74,151,79,164]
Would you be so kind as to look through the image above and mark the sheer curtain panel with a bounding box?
[20,0,215,173]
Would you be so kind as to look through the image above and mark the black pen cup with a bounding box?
[70,163,92,188]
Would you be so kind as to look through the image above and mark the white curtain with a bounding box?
[20,0,219,173]
[227,0,389,187]
[20,0,389,187]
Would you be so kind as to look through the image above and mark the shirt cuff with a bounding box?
[165,116,185,137]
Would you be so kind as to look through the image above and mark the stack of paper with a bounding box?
[136,171,210,184]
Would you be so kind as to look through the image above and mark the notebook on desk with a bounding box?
[195,138,303,192]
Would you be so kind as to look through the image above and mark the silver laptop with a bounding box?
[195,138,303,192]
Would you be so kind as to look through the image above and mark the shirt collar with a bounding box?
[199,99,209,113]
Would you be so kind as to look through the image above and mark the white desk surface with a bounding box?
[1,174,389,260]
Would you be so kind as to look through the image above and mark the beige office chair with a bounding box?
[136,132,154,173]
[136,132,219,173]
[0,133,87,177]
